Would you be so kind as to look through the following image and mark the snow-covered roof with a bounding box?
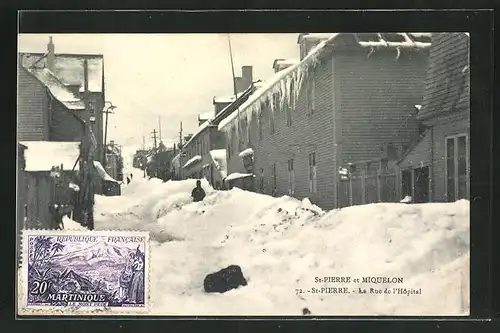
[273,58,300,65]
[198,112,213,121]
[20,53,104,93]
[213,92,244,104]
[238,148,254,158]
[356,33,432,49]
[29,68,85,110]
[184,120,213,148]
[218,33,430,131]
[224,172,255,182]
[20,141,80,171]
[218,34,339,131]
[183,155,202,169]
[93,161,118,182]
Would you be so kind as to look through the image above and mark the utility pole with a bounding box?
[158,116,162,142]
[74,59,94,230]
[151,129,158,150]
[227,34,242,149]
[179,121,183,149]
[103,106,114,161]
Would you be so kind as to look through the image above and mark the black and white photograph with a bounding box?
[17,31,470,316]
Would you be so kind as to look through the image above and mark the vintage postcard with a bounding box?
[18,230,150,315]
[17,32,470,316]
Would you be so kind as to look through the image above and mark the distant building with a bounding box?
[218,33,431,210]
[181,66,254,187]
[397,33,469,203]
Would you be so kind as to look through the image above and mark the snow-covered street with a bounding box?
[75,166,471,316]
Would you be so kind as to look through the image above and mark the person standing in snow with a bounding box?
[191,180,206,202]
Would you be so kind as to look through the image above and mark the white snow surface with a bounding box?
[20,141,80,172]
[62,215,87,230]
[94,169,470,316]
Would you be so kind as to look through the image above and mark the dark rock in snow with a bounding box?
[302,307,311,315]
[204,265,247,293]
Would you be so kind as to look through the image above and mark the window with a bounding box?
[260,168,264,192]
[269,108,275,135]
[286,106,292,127]
[307,77,316,115]
[308,152,317,193]
[227,144,231,159]
[271,164,277,195]
[288,159,295,195]
[258,112,263,141]
[88,100,96,117]
[445,134,468,201]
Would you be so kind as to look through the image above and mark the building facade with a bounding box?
[397,33,470,203]
[220,33,431,210]
[18,37,107,195]
[181,66,254,185]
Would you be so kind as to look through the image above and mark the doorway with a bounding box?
[413,166,429,203]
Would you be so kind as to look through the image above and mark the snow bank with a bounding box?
[62,215,87,230]
[94,173,469,316]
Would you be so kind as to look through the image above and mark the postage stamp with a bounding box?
[18,230,150,315]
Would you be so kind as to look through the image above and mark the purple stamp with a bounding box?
[19,230,150,315]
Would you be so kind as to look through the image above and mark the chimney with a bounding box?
[234,77,246,94]
[47,36,55,71]
[242,65,253,87]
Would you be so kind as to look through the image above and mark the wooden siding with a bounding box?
[430,113,469,202]
[49,99,84,141]
[335,49,428,164]
[25,171,78,229]
[227,57,336,210]
[17,66,49,141]
[418,33,469,121]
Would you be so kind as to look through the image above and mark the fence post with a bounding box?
[361,162,367,205]
[348,163,353,206]
[377,159,382,202]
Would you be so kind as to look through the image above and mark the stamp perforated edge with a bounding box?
[18,229,151,316]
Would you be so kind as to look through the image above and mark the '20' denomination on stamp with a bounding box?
[18,230,150,315]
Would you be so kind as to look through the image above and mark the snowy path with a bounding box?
[90,169,470,316]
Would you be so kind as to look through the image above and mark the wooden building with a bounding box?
[218,33,431,210]
[19,141,81,230]
[18,37,106,194]
[180,66,254,186]
[397,33,469,203]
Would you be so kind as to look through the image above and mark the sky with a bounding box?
[18,34,300,152]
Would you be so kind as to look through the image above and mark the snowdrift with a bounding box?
[95,172,470,316]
